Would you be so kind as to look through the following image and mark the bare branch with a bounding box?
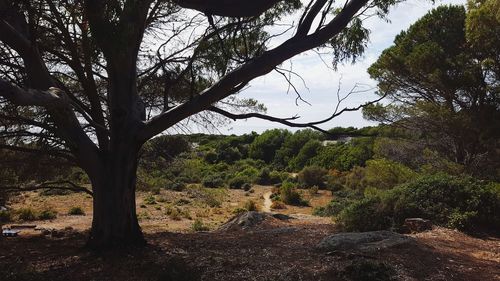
[1,180,93,196]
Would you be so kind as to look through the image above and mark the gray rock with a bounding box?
[317,230,413,252]
[404,218,432,232]
[218,211,266,231]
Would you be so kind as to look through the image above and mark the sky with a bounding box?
[215,0,466,135]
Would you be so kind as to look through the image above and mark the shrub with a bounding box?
[202,175,224,188]
[68,207,85,216]
[242,183,252,191]
[363,158,416,189]
[38,209,57,220]
[232,207,247,214]
[243,200,258,211]
[314,188,361,217]
[0,209,12,223]
[191,219,209,232]
[144,195,157,205]
[309,186,319,195]
[170,181,186,191]
[228,176,249,189]
[18,208,37,221]
[338,196,392,232]
[298,166,327,188]
[390,175,500,232]
[337,174,500,233]
[255,168,272,185]
[280,182,308,206]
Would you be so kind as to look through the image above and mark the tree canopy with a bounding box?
[365,3,500,179]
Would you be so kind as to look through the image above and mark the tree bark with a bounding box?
[86,147,145,249]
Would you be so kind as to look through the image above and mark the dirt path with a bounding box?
[262,191,273,212]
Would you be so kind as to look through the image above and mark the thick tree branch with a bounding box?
[174,0,283,17]
[209,106,330,134]
[1,180,93,196]
[139,0,369,141]
[0,78,70,108]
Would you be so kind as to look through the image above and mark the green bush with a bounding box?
[228,176,249,189]
[18,208,37,221]
[68,207,85,216]
[0,209,12,223]
[280,182,308,206]
[336,174,500,233]
[144,195,157,205]
[191,219,209,232]
[242,183,252,191]
[298,166,327,188]
[38,209,57,220]
[169,181,186,191]
[202,175,224,188]
[338,196,392,232]
[391,175,500,232]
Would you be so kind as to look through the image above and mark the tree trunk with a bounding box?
[86,147,145,250]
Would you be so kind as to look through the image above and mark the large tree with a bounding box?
[0,0,399,248]
[366,3,500,179]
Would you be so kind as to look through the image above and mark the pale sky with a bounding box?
[215,0,466,135]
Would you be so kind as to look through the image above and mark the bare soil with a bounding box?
[1,186,499,281]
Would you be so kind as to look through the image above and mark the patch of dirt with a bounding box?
[0,225,498,281]
[2,188,498,280]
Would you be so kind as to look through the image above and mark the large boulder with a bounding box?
[317,231,413,252]
[218,211,291,232]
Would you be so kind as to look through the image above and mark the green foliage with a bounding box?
[140,135,191,170]
[202,175,224,188]
[298,166,327,188]
[17,208,37,221]
[363,158,417,189]
[249,129,290,163]
[242,183,252,191]
[336,174,500,233]
[68,207,85,216]
[312,138,373,171]
[367,4,500,180]
[338,196,392,232]
[255,168,285,185]
[144,195,157,205]
[228,176,249,189]
[0,209,12,223]
[280,182,308,206]
[288,140,321,171]
[170,181,186,192]
[38,209,57,220]
[274,129,322,168]
[191,219,209,232]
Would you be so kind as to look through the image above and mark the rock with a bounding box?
[218,211,266,231]
[316,231,413,252]
[404,218,432,233]
[271,213,292,220]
